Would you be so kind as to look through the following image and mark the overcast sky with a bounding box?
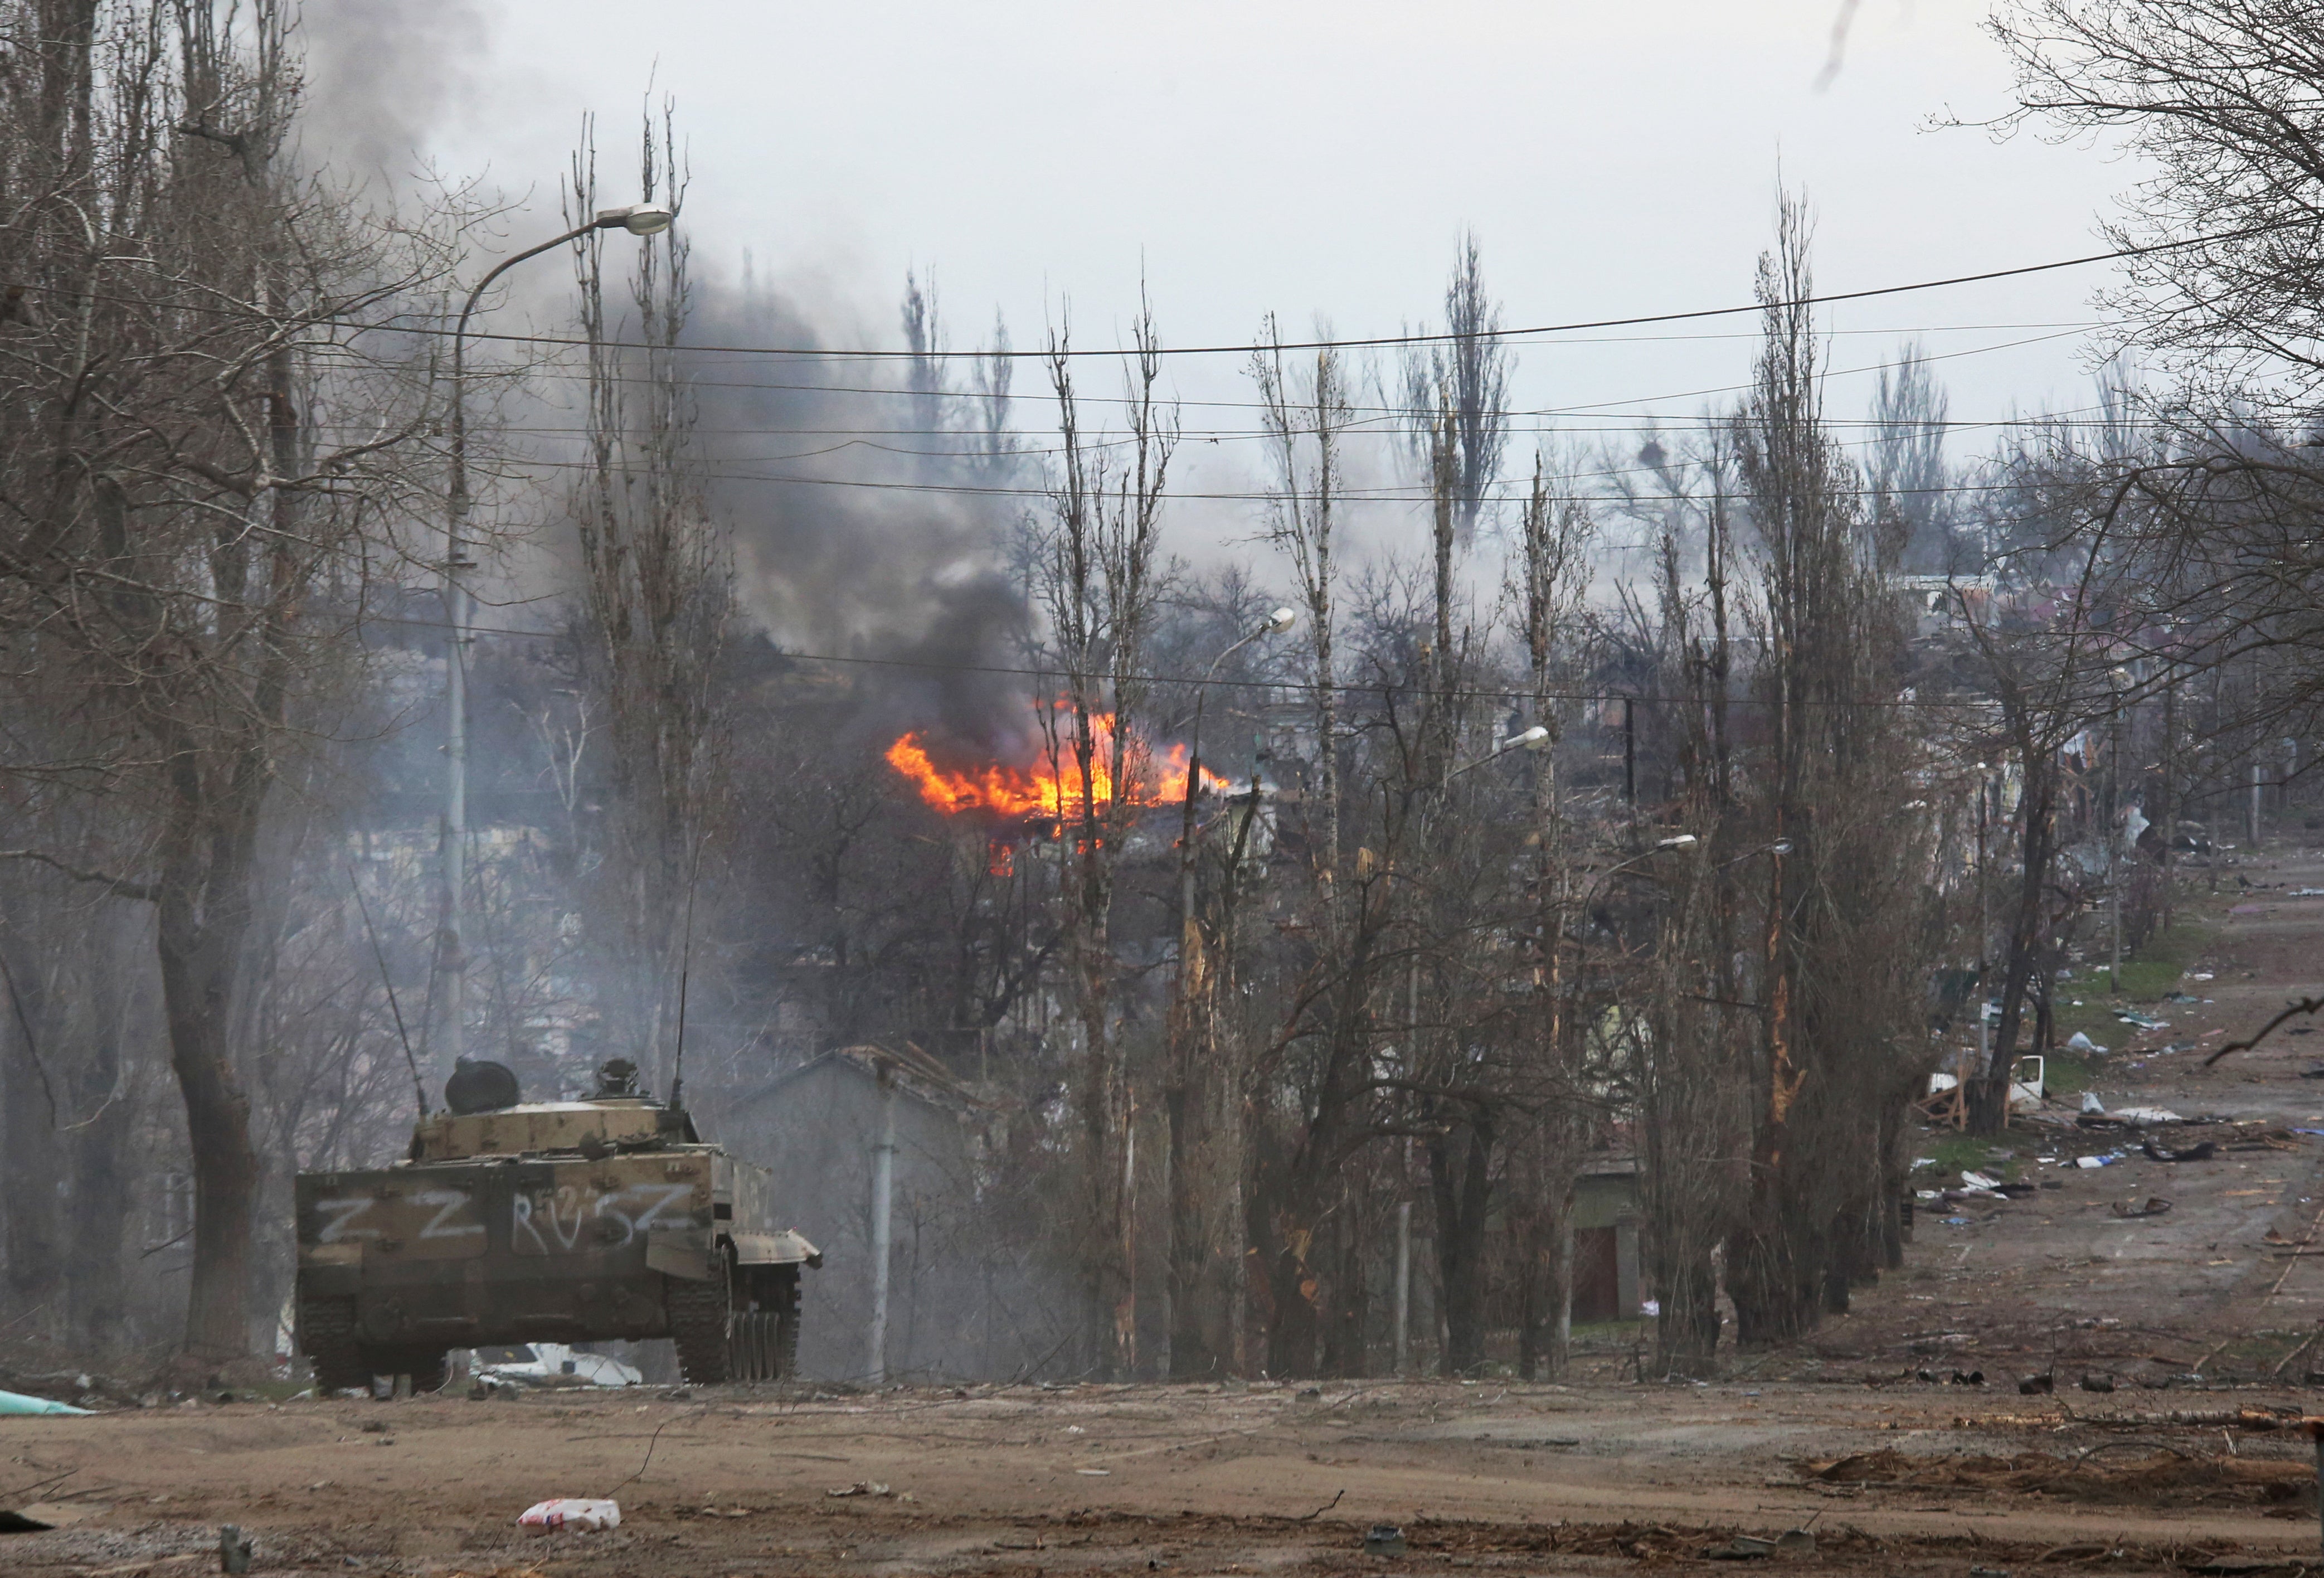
[321,0,2143,566]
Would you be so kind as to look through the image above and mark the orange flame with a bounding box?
[886,712,1231,818]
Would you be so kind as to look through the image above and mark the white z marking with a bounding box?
[315,1198,379,1243]
[625,1183,696,1234]
[413,1188,484,1240]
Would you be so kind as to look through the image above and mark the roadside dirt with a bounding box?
[10,1380,2324,1575]
[7,848,2324,1576]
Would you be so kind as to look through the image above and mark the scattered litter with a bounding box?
[2116,1011,2170,1031]
[0,1389,89,1417]
[2294,888,2324,897]
[221,1524,254,1576]
[2161,991,2209,1004]
[518,1498,621,1533]
[473,1342,641,1390]
[2075,1155,2114,1169]
[2110,1197,2174,1218]
[2081,1091,2106,1114]
[2192,972,2215,980]
[2143,1139,2216,1163]
[1959,1170,2002,1191]
[2067,1031,2107,1054]
[1701,1528,1816,1560]
[825,1483,892,1499]
[1076,1468,1111,1476]
[1364,1524,1406,1556]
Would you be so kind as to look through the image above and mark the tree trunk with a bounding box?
[1430,1111,1494,1375]
[1,950,61,1338]
[157,862,261,1364]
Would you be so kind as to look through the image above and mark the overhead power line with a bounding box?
[350,610,2016,712]
[17,216,2286,365]
[431,216,2297,362]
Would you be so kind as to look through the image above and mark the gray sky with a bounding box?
[352,0,2141,572]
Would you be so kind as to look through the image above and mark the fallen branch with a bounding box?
[2204,996,2324,1065]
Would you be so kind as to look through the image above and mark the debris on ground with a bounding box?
[517,1497,621,1533]
[2145,1139,2218,1162]
[0,1388,89,1417]
[2111,1197,2174,1218]
[1796,1447,2313,1506]
[1363,1523,1406,1555]
[825,1482,893,1498]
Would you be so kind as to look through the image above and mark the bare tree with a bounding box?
[1725,192,1930,1339]
[565,105,733,1099]
[1403,233,1511,543]
[0,0,465,1363]
[1986,2,2324,411]
[1868,344,1960,572]
[1038,297,1176,1378]
[1506,454,1594,1377]
[1253,315,1353,892]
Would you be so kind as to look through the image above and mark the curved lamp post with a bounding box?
[437,202,677,1072]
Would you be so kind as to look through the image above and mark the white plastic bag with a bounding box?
[518,1498,621,1534]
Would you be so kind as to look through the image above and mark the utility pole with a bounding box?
[2108,697,2123,993]
[867,1064,897,1386]
[1393,1194,1412,1376]
[1976,771,1992,1077]
[2160,669,2176,933]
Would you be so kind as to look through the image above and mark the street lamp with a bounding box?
[1718,837,1788,868]
[1445,724,1552,779]
[437,201,677,1073]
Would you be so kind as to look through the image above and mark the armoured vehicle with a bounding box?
[294,1059,819,1390]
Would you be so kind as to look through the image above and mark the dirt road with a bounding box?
[7,1377,2324,1576]
[1811,845,2324,1386]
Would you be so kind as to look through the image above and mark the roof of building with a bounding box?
[738,1041,991,1115]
